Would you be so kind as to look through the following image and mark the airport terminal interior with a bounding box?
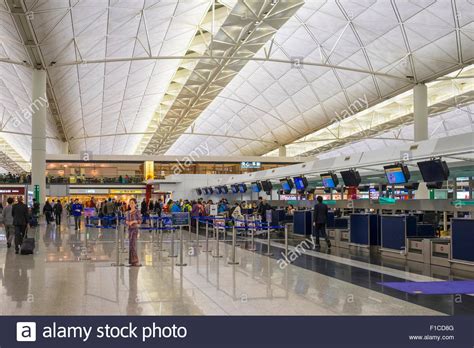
[0,0,473,317]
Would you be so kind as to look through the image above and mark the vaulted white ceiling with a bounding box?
[0,0,473,172]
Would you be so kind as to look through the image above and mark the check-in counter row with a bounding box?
[291,210,473,270]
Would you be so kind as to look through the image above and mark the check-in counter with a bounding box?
[380,215,417,259]
[293,210,313,236]
[327,217,349,248]
[349,214,380,250]
[450,218,474,271]
[431,239,451,267]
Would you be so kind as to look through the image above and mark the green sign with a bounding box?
[324,200,337,205]
[34,185,40,202]
[450,200,474,206]
[378,197,396,205]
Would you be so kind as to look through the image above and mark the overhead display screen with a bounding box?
[293,176,308,192]
[417,159,449,182]
[340,170,361,187]
[251,181,262,192]
[384,164,410,184]
[320,173,339,188]
[238,183,247,193]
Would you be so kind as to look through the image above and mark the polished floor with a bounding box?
[0,217,471,316]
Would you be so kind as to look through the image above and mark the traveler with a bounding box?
[140,198,148,224]
[43,200,53,225]
[32,198,40,217]
[258,198,271,222]
[71,199,83,230]
[53,199,63,225]
[2,197,14,248]
[126,198,141,267]
[313,196,331,249]
[12,196,29,254]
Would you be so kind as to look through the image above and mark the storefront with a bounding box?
[0,186,27,205]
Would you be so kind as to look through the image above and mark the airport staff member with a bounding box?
[313,196,331,249]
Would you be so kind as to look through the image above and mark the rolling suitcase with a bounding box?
[21,228,35,255]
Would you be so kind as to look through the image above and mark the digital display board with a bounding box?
[417,159,449,182]
[384,164,410,184]
[293,176,308,192]
[241,161,261,169]
[320,173,339,188]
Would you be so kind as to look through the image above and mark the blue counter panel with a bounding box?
[334,217,349,229]
[327,211,335,228]
[350,214,369,245]
[381,215,406,251]
[350,214,379,246]
[452,219,474,262]
[416,224,437,238]
[293,210,312,236]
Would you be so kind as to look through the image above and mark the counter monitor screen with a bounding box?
[231,185,239,193]
[238,183,247,193]
[207,187,214,195]
[261,180,272,192]
[280,178,294,193]
[340,169,361,187]
[321,173,339,188]
[196,188,202,195]
[203,187,209,195]
[221,185,229,194]
[293,176,308,192]
[417,159,449,182]
[251,181,262,193]
[384,164,410,184]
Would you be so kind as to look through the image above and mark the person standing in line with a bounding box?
[53,199,63,225]
[71,199,83,230]
[126,198,141,267]
[2,197,15,248]
[12,196,29,254]
[313,195,331,249]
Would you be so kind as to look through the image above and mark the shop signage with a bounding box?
[0,187,25,195]
[241,161,261,169]
[109,189,144,194]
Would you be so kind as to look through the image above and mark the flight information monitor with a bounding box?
[417,159,449,182]
[261,180,272,193]
[251,181,262,193]
[221,185,229,194]
[384,164,410,184]
[340,169,361,187]
[196,188,202,195]
[320,173,339,188]
[238,183,247,193]
[215,186,222,194]
[231,184,239,193]
[293,176,308,192]
[280,178,294,193]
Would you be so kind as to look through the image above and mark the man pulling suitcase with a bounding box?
[12,196,30,254]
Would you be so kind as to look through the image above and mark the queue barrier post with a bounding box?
[168,225,177,258]
[203,219,211,252]
[176,226,187,267]
[212,222,223,258]
[247,216,257,251]
[195,218,201,247]
[111,219,124,267]
[228,225,239,265]
[284,224,289,257]
[264,223,273,256]
[80,223,91,261]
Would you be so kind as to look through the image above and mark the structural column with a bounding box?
[31,69,47,206]
[278,145,287,157]
[413,83,428,142]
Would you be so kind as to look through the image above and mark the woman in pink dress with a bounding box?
[126,198,141,267]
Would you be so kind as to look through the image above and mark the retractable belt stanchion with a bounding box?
[176,226,187,267]
[80,221,91,261]
[168,225,177,258]
[195,218,201,247]
[203,219,211,252]
[284,224,289,257]
[247,216,257,251]
[228,225,239,265]
[212,221,223,258]
[111,218,124,267]
[264,223,273,256]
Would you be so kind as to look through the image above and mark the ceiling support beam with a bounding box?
[5,0,68,144]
